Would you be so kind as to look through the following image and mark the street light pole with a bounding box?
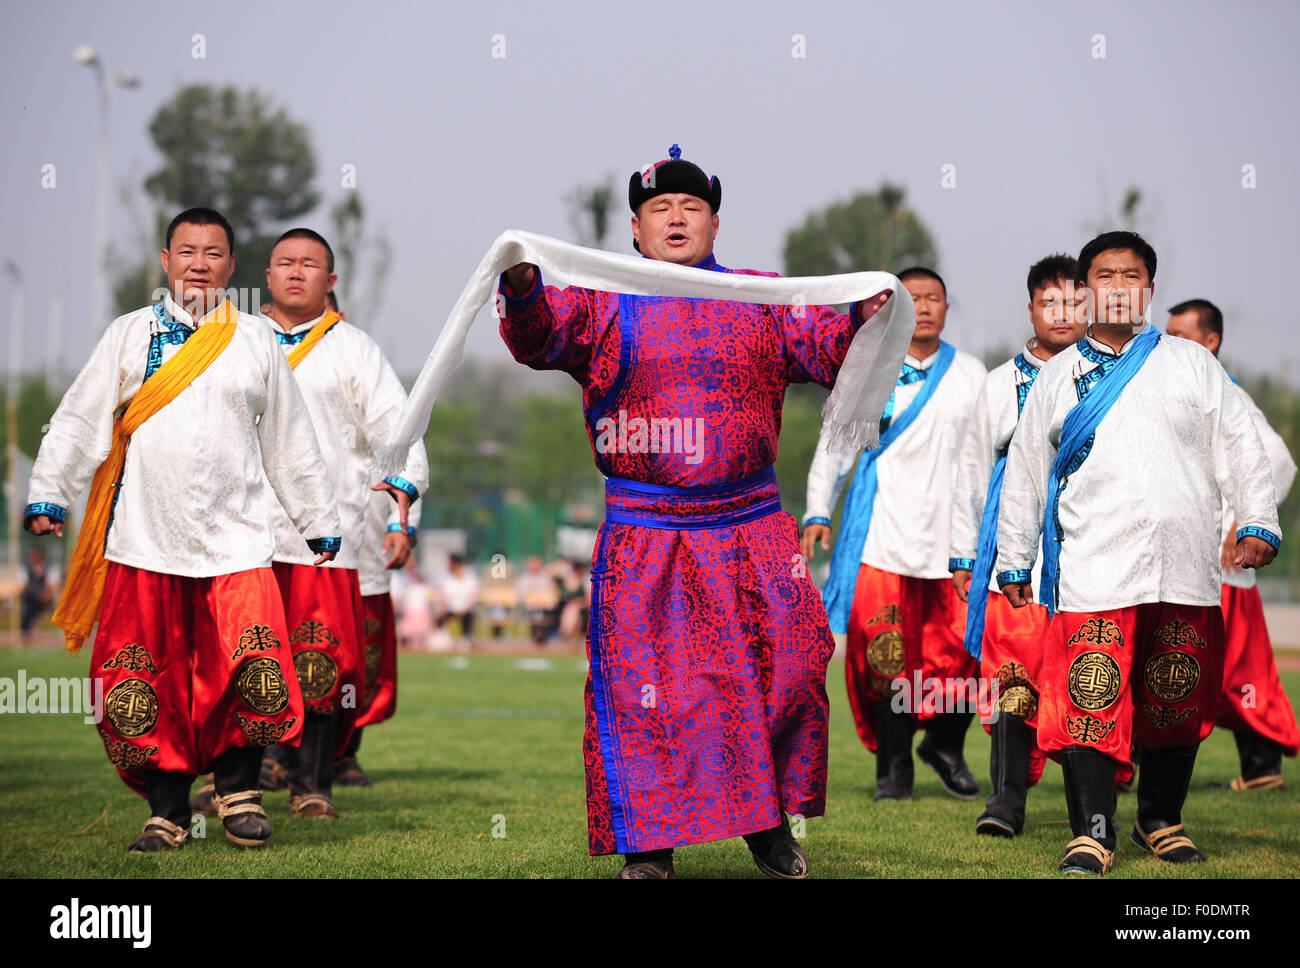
[73,45,138,338]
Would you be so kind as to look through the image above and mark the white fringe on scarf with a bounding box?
[375,230,915,478]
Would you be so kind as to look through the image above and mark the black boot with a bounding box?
[1231,731,1284,790]
[743,815,808,879]
[287,712,340,818]
[128,770,193,852]
[260,743,289,791]
[1058,746,1117,874]
[1132,745,1206,862]
[873,703,915,800]
[976,713,1032,836]
[334,726,373,787]
[212,746,271,848]
[614,848,674,879]
[917,711,980,799]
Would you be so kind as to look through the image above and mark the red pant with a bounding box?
[846,565,978,751]
[1039,604,1224,770]
[978,592,1048,786]
[93,563,304,796]
[356,593,398,728]
[272,563,365,758]
[1218,585,1300,754]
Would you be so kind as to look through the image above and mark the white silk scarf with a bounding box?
[375,230,915,476]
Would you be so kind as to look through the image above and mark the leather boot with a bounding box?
[873,703,915,800]
[976,712,1032,836]
[614,848,674,879]
[1232,730,1284,789]
[1132,745,1206,862]
[212,746,271,848]
[743,815,808,879]
[917,711,980,799]
[1058,746,1117,874]
[128,771,193,852]
[260,743,289,790]
[334,726,373,787]
[287,712,340,818]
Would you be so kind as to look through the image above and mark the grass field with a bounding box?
[1,647,1297,879]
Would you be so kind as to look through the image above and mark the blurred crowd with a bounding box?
[393,554,591,652]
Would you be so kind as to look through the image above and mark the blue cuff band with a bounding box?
[803,516,832,529]
[1236,526,1280,551]
[386,523,403,533]
[949,558,976,572]
[386,523,419,544]
[383,477,419,502]
[996,569,1031,587]
[307,536,341,553]
[24,502,67,523]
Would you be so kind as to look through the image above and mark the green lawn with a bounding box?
[1,648,1296,878]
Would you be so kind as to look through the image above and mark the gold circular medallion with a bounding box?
[1067,651,1122,711]
[294,649,338,701]
[237,657,290,714]
[1144,651,1200,703]
[999,684,1038,721]
[365,642,382,684]
[866,629,905,679]
[105,678,159,737]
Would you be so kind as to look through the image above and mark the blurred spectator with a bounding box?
[21,548,53,638]
[558,559,591,647]
[517,555,560,644]
[395,557,438,651]
[439,553,480,650]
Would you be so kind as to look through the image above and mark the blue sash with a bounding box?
[1039,326,1160,614]
[823,342,956,634]
[964,354,1038,658]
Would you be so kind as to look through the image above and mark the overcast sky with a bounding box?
[5,0,1299,381]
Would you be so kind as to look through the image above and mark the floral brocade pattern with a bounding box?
[584,509,836,855]
[502,264,863,488]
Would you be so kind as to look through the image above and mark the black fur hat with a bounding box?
[628,144,721,214]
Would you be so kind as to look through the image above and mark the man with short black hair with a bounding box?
[950,253,1087,837]
[25,207,340,851]
[997,231,1281,874]
[1165,300,1298,791]
[804,267,987,804]
[257,228,428,816]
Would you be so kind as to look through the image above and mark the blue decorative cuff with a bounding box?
[383,477,420,502]
[949,558,976,572]
[499,269,542,309]
[803,516,832,530]
[1237,526,1281,551]
[24,502,67,524]
[307,536,342,553]
[385,523,419,544]
[996,569,1031,587]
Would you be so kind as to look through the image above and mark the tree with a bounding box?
[566,176,619,251]
[113,85,320,314]
[782,183,939,278]
[329,191,392,326]
[776,184,940,524]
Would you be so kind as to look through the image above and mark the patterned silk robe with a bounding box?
[499,254,892,854]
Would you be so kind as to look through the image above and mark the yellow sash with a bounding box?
[285,311,340,369]
[54,300,239,653]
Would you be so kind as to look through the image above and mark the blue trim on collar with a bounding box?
[275,329,310,346]
[1236,526,1280,551]
[24,502,67,523]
